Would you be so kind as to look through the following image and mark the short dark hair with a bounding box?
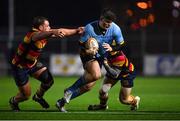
[100,8,116,21]
[32,16,48,29]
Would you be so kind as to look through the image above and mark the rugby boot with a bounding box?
[32,94,50,109]
[9,97,20,112]
[130,96,140,111]
[56,98,67,112]
[88,104,108,111]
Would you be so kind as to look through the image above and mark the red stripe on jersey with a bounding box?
[18,43,25,51]
[110,55,126,63]
[28,50,40,57]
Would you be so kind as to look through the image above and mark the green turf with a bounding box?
[0,76,180,120]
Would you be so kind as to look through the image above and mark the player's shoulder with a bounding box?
[111,22,121,29]
[110,22,122,34]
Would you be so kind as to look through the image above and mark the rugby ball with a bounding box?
[85,37,99,49]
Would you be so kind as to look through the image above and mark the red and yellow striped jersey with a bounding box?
[108,51,134,72]
[12,28,47,68]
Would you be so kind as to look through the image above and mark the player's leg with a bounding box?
[56,60,101,112]
[68,53,102,89]
[9,66,31,111]
[119,87,140,110]
[31,62,54,109]
[62,60,101,102]
[71,81,96,99]
[119,72,140,111]
[56,81,96,112]
[88,76,118,110]
[65,60,101,94]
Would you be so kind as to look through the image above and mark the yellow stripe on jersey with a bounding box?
[125,58,129,67]
[24,32,36,43]
[129,63,134,72]
[120,41,124,45]
[35,41,45,49]
[24,36,30,43]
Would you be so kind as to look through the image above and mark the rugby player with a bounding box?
[9,16,84,111]
[55,8,140,112]
[88,52,140,111]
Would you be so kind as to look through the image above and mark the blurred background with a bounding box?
[0,0,180,76]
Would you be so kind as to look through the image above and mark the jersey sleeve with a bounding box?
[79,24,93,43]
[79,24,94,49]
[113,24,124,44]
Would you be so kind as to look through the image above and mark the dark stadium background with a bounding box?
[0,0,180,75]
[0,1,180,120]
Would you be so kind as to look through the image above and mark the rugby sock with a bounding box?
[99,91,108,105]
[64,76,87,102]
[70,83,92,100]
[67,76,87,92]
[69,88,81,100]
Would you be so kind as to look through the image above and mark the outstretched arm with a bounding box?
[32,27,84,41]
[32,29,62,41]
[58,27,84,37]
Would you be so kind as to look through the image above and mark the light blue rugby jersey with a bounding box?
[80,20,124,57]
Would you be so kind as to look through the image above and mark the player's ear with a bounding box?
[39,25,43,31]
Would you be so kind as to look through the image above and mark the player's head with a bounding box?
[32,16,51,31]
[99,8,116,30]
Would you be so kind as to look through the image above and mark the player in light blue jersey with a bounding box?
[56,8,140,112]
[80,19,124,58]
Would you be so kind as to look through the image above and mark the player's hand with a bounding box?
[103,43,112,52]
[85,47,98,56]
[57,29,65,38]
[77,27,85,35]
[51,29,65,38]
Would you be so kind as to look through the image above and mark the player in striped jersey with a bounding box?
[9,16,84,111]
[88,51,140,111]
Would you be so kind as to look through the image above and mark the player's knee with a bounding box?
[41,79,54,91]
[39,70,54,90]
[101,84,111,94]
[82,84,93,91]
[91,72,101,81]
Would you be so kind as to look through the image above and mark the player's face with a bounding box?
[39,20,51,32]
[99,18,112,30]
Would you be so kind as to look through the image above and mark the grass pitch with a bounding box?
[0,76,180,120]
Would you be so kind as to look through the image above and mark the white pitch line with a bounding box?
[59,111,180,115]
[15,111,180,115]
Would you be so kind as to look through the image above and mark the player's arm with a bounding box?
[101,44,121,78]
[32,29,62,41]
[102,29,125,77]
[57,27,84,37]
[103,58,120,78]
[110,24,126,52]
